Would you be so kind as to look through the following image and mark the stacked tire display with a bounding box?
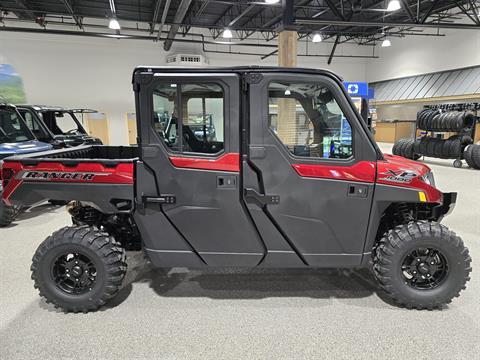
[392,138,420,160]
[392,109,478,168]
[416,109,476,132]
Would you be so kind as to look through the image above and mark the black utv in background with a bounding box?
[17,105,102,148]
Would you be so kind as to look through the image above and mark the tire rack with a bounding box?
[416,102,479,168]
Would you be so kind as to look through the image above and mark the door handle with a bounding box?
[244,188,280,205]
[347,184,368,198]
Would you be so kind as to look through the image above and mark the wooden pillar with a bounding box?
[278,30,297,67]
[277,30,298,145]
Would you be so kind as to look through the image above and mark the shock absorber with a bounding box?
[67,201,102,226]
[396,202,414,223]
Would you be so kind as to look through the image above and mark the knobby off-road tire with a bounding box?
[472,144,480,169]
[373,221,471,309]
[0,199,15,227]
[463,145,476,168]
[31,225,127,313]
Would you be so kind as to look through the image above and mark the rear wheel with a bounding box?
[31,225,127,312]
[373,221,471,309]
[0,199,16,227]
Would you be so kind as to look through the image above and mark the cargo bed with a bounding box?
[4,145,139,165]
[2,145,137,211]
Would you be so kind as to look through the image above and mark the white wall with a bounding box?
[0,31,368,145]
[366,29,480,82]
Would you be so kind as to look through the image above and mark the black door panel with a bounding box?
[244,72,377,267]
[135,74,265,266]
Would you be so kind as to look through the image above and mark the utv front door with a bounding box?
[243,72,378,267]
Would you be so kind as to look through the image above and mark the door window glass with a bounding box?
[152,83,224,154]
[268,82,353,159]
[19,110,50,140]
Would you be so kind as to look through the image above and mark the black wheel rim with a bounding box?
[401,248,448,290]
[52,252,97,295]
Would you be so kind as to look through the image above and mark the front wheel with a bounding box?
[31,226,127,313]
[373,221,471,309]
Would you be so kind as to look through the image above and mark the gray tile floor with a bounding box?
[1,143,479,359]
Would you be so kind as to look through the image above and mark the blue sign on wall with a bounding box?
[343,82,369,97]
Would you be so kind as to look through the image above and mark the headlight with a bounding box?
[422,172,435,187]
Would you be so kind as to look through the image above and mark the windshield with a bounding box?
[0,108,35,143]
[39,111,83,135]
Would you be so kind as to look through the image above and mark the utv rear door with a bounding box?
[134,71,264,266]
[243,71,378,267]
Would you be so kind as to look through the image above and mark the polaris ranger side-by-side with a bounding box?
[1,67,471,312]
[0,103,52,226]
[16,105,102,148]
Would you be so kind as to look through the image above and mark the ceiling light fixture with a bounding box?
[108,18,121,30]
[382,38,392,47]
[264,0,280,4]
[312,33,322,43]
[386,0,401,12]
[108,0,121,30]
[222,28,233,38]
[284,89,291,95]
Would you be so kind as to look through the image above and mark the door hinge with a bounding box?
[244,188,280,205]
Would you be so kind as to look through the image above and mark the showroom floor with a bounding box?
[1,143,479,360]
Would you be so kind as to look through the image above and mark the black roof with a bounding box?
[133,65,343,81]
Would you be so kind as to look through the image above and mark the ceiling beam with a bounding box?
[420,0,439,23]
[164,0,193,50]
[228,4,255,27]
[150,0,163,33]
[60,0,83,29]
[454,1,480,25]
[323,0,345,21]
[156,0,171,40]
[296,17,480,30]
[400,0,417,23]
[13,0,36,20]
[327,35,340,65]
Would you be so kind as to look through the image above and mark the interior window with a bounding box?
[152,83,224,154]
[268,82,353,159]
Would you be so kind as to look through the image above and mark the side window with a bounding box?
[152,83,224,154]
[20,110,50,140]
[268,81,353,159]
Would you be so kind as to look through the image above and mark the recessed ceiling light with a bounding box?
[222,28,233,38]
[108,18,121,30]
[386,0,401,12]
[312,33,322,43]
